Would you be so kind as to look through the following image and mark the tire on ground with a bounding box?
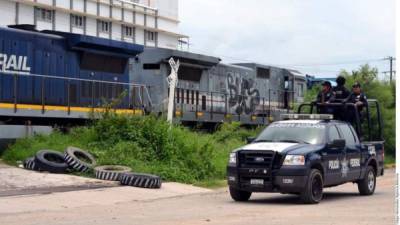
[229,186,252,201]
[94,165,132,181]
[358,165,376,195]
[34,150,69,173]
[64,146,96,172]
[23,157,39,171]
[120,172,162,189]
[300,169,324,204]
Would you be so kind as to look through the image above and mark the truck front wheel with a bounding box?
[300,169,324,204]
[229,187,252,201]
[358,166,376,195]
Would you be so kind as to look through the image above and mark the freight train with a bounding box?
[0,26,306,130]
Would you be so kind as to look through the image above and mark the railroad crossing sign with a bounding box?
[167,57,180,123]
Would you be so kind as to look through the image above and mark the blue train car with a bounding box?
[0,26,146,121]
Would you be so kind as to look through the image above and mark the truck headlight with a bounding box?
[283,155,305,166]
[229,152,237,165]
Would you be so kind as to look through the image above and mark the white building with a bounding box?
[0,0,187,49]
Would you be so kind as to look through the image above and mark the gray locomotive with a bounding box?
[131,47,306,126]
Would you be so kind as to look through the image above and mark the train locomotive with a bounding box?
[0,26,306,129]
[132,48,306,125]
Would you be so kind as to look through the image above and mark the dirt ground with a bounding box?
[0,164,395,225]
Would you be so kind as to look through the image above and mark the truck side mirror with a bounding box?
[328,139,346,149]
[247,137,256,144]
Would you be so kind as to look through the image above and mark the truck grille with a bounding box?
[238,150,276,168]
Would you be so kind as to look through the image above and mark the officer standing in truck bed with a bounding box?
[344,82,368,123]
[333,76,350,100]
[315,81,335,114]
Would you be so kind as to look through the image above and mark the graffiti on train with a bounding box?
[227,73,260,115]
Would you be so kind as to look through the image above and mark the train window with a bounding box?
[176,88,180,103]
[81,52,127,74]
[186,90,190,104]
[143,64,161,70]
[178,66,202,82]
[257,68,270,79]
[201,96,206,110]
[196,91,199,105]
[181,89,185,104]
[191,90,195,104]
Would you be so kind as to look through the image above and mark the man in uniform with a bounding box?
[344,82,368,123]
[332,76,350,120]
[333,76,350,100]
[315,81,335,113]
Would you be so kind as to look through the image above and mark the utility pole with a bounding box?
[384,56,396,82]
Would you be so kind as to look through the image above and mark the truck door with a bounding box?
[338,124,362,181]
[322,125,346,186]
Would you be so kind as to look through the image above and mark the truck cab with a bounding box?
[227,100,384,204]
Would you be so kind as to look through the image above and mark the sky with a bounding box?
[178,0,396,78]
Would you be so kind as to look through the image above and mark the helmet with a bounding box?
[321,81,332,88]
[336,76,346,86]
[352,82,361,88]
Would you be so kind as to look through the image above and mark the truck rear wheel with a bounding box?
[229,187,252,201]
[358,166,376,195]
[300,169,323,204]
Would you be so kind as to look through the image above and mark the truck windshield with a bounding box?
[255,123,326,145]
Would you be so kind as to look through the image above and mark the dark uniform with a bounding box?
[316,90,335,103]
[331,76,350,120]
[345,92,368,112]
[332,85,350,100]
[344,82,368,123]
[315,81,335,114]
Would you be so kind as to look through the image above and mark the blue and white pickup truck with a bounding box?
[227,101,384,204]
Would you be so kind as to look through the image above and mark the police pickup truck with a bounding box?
[227,101,384,204]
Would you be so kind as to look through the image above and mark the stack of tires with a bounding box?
[23,147,96,174]
[22,146,162,189]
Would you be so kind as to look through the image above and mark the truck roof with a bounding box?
[276,120,347,125]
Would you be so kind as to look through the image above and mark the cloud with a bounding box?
[179,0,395,77]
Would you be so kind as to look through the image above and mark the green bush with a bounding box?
[2,114,259,185]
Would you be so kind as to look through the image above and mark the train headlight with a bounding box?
[283,155,305,166]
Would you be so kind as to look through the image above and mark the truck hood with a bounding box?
[241,142,299,153]
[240,142,324,155]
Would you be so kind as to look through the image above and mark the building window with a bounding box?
[146,31,156,42]
[36,8,53,23]
[71,15,84,28]
[98,20,111,34]
[122,25,134,38]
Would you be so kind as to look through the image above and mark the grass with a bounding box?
[1,113,259,186]
[384,154,396,168]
